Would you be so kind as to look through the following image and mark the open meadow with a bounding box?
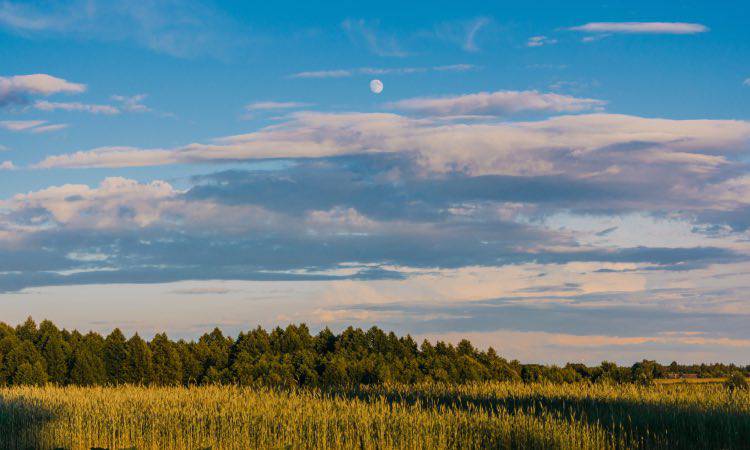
[1,382,748,450]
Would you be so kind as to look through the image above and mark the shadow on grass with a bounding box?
[0,396,141,450]
[0,396,58,449]
[337,386,750,450]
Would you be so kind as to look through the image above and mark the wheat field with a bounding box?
[0,382,748,449]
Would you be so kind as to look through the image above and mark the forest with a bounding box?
[1,317,747,387]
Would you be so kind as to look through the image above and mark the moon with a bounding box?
[370,79,384,94]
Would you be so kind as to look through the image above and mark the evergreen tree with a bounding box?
[195,328,232,382]
[126,334,153,384]
[36,320,70,384]
[231,351,255,386]
[0,339,48,385]
[39,331,70,384]
[15,317,37,344]
[5,317,746,388]
[68,337,107,386]
[176,340,202,385]
[150,333,183,386]
[103,329,129,384]
[13,361,48,385]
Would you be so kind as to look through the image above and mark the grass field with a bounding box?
[0,382,748,449]
[654,377,728,385]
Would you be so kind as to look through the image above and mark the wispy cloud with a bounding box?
[433,17,493,52]
[111,94,151,113]
[245,101,313,111]
[581,34,611,43]
[0,74,85,106]
[0,0,243,58]
[0,120,68,133]
[359,67,426,76]
[29,123,68,133]
[434,64,477,72]
[289,70,353,79]
[388,90,605,116]
[568,22,709,35]
[0,120,45,131]
[0,160,15,170]
[342,19,408,57]
[744,78,750,86]
[34,100,119,115]
[289,64,477,79]
[527,35,557,47]
[170,287,234,295]
[462,17,491,52]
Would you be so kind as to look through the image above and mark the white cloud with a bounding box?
[34,100,120,115]
[581,34,610,43]
[290,64,478,79]
[29,123,68,133]
[111,94,151,113]
[434,64,477,72]
[0,120,45,131]
[359,67,426,75]
[0,176,286,242]
[1,120,67,133]
[569,22,709,34]
[527,35,557,47]
[36,146,175,168]
[245,101,313,111]
[289,70,353,79]
[0,161,15,170]
[389,90,605,116]
[0,74,85,105]
[0,74,85,96]
[6,177,179,230]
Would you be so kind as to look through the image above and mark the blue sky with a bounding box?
[2,0,750,363]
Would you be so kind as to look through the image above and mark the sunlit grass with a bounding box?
[0,382,747,449]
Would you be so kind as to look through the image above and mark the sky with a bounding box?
[1,0,750,364]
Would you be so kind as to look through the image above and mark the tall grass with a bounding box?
[0,382,747,449]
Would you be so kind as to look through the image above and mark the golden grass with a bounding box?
[0,382,748,449]
[654,377,729,385]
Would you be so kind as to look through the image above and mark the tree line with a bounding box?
[1,318,747,387]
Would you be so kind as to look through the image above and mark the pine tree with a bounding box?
[126,334,153,384]
[15,317,37,343]
[1,339,48,385]
[231,351,255,386]
[150,333,183,386]
[103,329,129,384]
[39,332,70,384]
[68,338,107,386]
[13,361,47,385]
[175,340,201,385]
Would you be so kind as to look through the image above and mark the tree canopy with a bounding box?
[0,318,746,387]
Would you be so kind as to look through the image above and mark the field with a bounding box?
[0,382,748,450]
[654,377,728,385]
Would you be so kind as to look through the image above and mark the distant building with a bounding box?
[665,373,699,379]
